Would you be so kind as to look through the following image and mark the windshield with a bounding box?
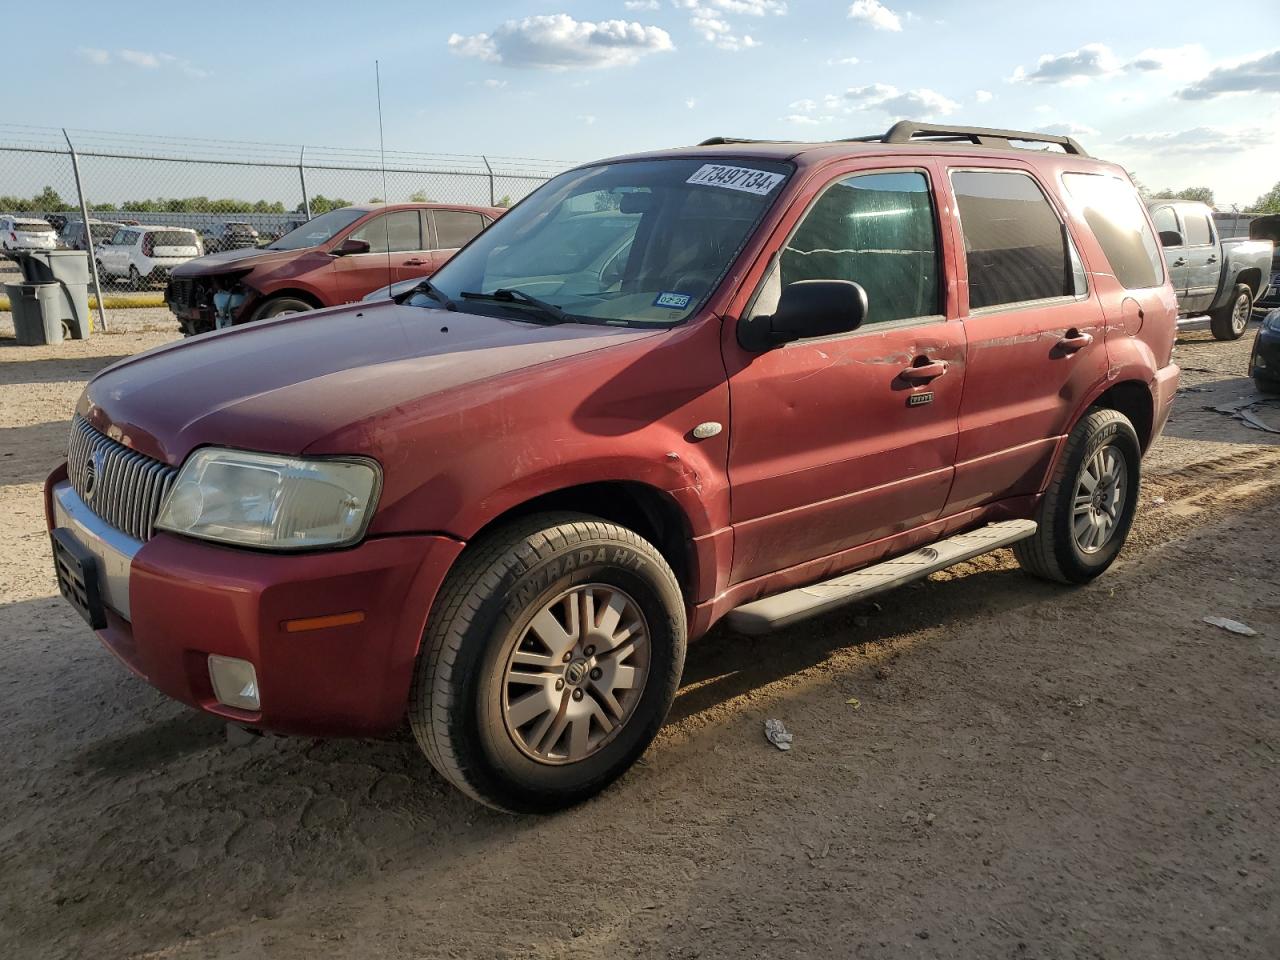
[419,157,793,326]
[268,208,365,250]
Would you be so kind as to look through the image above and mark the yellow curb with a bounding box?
[0,293,165,310]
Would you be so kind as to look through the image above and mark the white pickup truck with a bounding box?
[1147,200,1274,340]
[97,226,203,287]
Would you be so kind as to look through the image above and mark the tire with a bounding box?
[248,296,314,322]
[1255,375,1280,396]
[1014,408,1142,585]
[409,512,686,814]
[1209,283,1252,341]
[127,265,143,290]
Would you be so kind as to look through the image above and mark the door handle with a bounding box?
[900,358,948,382]
[403,258,428,266]
[1172,258,1186,267]
[1057,329,1094,352]
[1206,255,1217,264]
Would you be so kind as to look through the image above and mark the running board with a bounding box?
[725,520,1038,635]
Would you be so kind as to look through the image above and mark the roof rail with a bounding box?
[848,120,1089,156]
[698,136,777,146]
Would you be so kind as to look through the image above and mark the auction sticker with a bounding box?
[686,164,785,196]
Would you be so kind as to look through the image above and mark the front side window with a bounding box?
[423,157,792,326]
[109,230,127,246]
[351,211,422,254]
[1151,206,1178,237]
[952,170,1076,310]
[1062,173,1164,290]
[433,210,485,249]
[754,170,941,326]
[1182,211,1212,246]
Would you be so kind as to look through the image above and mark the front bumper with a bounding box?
[1251,323,1280,385]
[45,472,464,737]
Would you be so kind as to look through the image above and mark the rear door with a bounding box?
[1178,206,1219,314]
[429,208,488,271]
[938,162,1109,514]
[724,162,965,584]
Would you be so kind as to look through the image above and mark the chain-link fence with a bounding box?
[0,123,575,320]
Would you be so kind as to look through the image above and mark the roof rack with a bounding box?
[846,120,1089,156]
[698,136,781,146]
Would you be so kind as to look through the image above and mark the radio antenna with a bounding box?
[375,60,393,292]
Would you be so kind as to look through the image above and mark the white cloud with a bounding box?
[1037,121,1099,137]
[1125,44,1208,81]
[827,55,861,66]
[80,47,207,78]
[1176,49,1280,100]
[685,97,697,108]
[119,49,163,68]
[843,83,958,118]
[448,14,674,69]
[1011,43,1121,84]
[789,98,818,112]
[676,0,781,51]
[579,114,598,125]
[847,0,902,32]
[77,47,110,65]
[624,0,660,8]
[783,114,835,125]
[1115,126,1273,153]
[975,89,993,103]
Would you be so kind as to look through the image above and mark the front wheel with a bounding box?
[1014,408,1142,584]
[409,513,686,813]
[1210,283,1252,341]
[248,296,313,322]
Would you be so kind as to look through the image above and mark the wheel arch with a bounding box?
[252,287,325,310]
[461,480,700,607]
[1234,268,1263,299]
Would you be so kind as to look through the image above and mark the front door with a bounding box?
[1150,204,1189,313]
[1178,206,1219,315]
[938,163,1111,513]
[331,210,432,301]
[724,165,965,585]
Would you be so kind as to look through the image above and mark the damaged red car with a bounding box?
[165,202,504,334]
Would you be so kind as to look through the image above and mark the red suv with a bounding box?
[165,202,504,334]
[47,123,1178,813]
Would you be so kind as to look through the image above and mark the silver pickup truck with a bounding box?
[1148,199,1274,340]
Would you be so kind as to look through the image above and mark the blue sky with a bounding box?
[14,0,1280,207]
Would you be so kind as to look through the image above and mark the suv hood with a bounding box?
[171,245,303,276]
[81,301,656,464]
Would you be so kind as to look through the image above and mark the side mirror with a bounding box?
[1158,230,1183,248]
[331,238,371,257]
[740,280,868,351]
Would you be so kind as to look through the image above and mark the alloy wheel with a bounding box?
[501,584,650,765]
[1072,445,1127,554]
[1232,293,1250,335]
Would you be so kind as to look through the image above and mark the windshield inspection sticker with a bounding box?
[686,164,785,196]
[654,291,692,310]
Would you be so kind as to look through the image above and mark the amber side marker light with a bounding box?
[282,611,366,633]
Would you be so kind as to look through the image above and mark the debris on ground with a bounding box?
[1206,397,1280,434]
[763,718,794,751]
[1202,616,1258,636]
[845,697,861,709]
[1151,496,1166,506]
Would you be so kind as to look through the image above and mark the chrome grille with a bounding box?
[67,414,178,541]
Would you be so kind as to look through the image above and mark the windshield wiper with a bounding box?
[403,277,456,310]
[459,288,569,324]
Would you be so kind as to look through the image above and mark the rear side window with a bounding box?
[1182,211,1212,246]
[951,170,1075,310]
[1062,173,1164,290]
[772,170,941,325]
[434,210,486,249]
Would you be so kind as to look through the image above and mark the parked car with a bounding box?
[45,213,70,234]
[165,203,504,335]
[200,221,260,253]
[96,226,203,287]
[47,122,1179,813]
[1246,213,1280,314]
[1250,308,1280,394]
[59,219,124,253]
[0,216,58,252]
[1147,200,1274,340]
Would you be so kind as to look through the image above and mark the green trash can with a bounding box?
[6,282,65,345]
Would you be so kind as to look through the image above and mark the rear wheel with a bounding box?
[1014,408,1141,584]
[1210,283,1252,341]
[127,265,143,290]
[409,513,686,813]
[248,296,313,322]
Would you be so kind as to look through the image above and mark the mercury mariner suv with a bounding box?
[46,122,1179,813]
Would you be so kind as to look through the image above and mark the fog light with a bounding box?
[208,655,261,711]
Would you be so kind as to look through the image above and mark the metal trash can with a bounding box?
[6,282,66,345]
[11,250,92,338]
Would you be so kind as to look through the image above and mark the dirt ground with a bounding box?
[1,311,1277,960]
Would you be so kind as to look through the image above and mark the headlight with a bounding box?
[1265,309,1280,333]
[156,448,381,550]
